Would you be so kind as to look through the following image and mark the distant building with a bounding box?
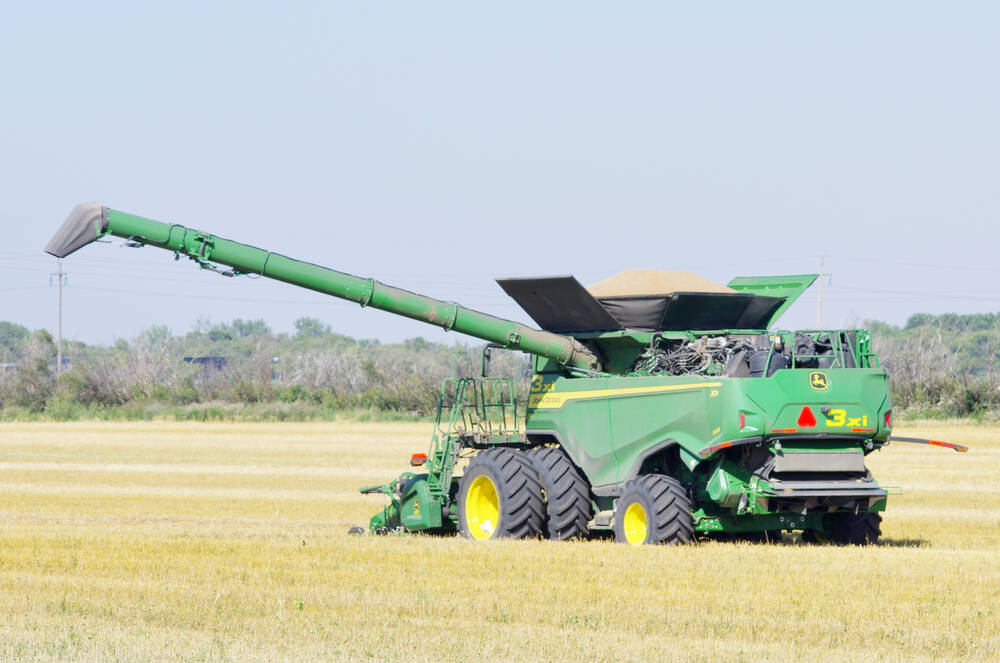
[183,356,228,376]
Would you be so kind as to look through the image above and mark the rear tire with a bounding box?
[831,512,881,545]
[528,447,591,540]
[457,448,544,540]
[614,474,693,545]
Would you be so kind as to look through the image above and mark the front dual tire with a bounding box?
[458,447,591,541]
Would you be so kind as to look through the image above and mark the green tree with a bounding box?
[231,319,271,338]
[0,321,30,356]
[294,317,330,339]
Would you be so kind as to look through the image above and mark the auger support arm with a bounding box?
[46,203,601,371]
[888,436,968,452]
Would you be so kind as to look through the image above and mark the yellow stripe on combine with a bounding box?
[527,381,723,409]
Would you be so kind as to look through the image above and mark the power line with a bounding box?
[0,285,50,293]
[828,254,1000,273]
[71,285,333,305]
[829,284,1000,301]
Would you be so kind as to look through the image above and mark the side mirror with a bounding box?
[481,343,503,378]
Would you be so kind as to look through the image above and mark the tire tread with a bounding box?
[458,448,544,539]
[832,512,881,545]
[528,447,591,540]
[615,474,693,545]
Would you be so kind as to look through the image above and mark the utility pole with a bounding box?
[817,255,824,328]
[50,261,67,373]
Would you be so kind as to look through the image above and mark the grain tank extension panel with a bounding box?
[498,274,810,332]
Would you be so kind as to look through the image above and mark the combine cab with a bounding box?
[47,204,966,545]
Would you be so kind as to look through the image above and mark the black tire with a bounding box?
[614,474,693,545]
[457,448,544,540]
[528,447,592,540]
[831,512,881,545]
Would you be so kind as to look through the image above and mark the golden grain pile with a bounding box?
[0,421,997,662]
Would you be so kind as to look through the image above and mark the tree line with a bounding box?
[867,312,1000,417]
[0,313,997,420]
[0,317,529,421]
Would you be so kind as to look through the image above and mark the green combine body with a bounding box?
[47,203,967,545]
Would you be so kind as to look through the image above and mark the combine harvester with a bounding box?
[46,203,966,545]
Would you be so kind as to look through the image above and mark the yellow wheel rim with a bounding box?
[466,475,500,539]
[623,502,648,545]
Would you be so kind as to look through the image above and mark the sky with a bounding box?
[2,2,999,346]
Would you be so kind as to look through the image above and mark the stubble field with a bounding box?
[0,421,997,662]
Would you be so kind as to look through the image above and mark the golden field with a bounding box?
[0,421,997,662]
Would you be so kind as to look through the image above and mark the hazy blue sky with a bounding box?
[3,2,998,346]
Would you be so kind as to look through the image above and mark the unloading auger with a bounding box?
[45,203,599,371]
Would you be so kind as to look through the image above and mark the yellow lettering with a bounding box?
[826,408,846,427]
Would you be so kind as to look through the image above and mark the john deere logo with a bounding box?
[809,371,829,390]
